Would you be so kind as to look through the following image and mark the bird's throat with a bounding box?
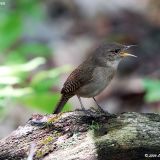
[107,59,120,69]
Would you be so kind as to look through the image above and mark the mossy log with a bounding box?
[0,111,160,160]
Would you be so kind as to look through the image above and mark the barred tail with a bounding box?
[53,95,70,114]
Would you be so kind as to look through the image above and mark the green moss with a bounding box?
[53,131,62,137]
[41,136,53,145]
[47,113,63,123]
[36,150,43,158]
[89,121,101,131]
[35,136,54,158]
[36,147,50,158]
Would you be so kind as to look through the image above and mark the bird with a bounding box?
[53,42,137,114]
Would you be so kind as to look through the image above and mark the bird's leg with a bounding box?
[92,97,111,116]
[77,96,86,111]
[77,96,95,115]
[93,97,105,112]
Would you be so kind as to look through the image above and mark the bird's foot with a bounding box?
[76,107,114,118]
[90,106,116,118]
[83,108,96,116]
[97,107,111,116]
[76,108,98,117]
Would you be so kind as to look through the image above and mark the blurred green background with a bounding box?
[0,0,160,137]
[0,0,72,116]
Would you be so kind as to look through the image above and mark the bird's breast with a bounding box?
[76,67,115,97]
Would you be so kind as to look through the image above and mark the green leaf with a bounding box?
[0,13,22,51]
[17,43,51,57]
[18,0,45,19]
[0,86,33,98]
[0,76,20,85]
[143,79,160,103]
[19,93,72,113]
[31,65,72,92]
[5,50,27,64]
[0,57,46,76]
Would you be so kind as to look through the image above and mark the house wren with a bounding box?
[53,42,136,114]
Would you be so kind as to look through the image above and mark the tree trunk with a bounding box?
[0,111,160,160]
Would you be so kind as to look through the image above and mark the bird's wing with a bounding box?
[61,65,94,95]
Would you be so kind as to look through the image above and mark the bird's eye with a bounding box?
[109,49,120,54]
[114,49,120,53]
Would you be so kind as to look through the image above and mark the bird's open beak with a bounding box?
[120,45,137,58]
[120,52,137,58]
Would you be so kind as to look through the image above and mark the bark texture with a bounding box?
[0,111,160,160]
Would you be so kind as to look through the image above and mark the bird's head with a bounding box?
[93,42,137,68]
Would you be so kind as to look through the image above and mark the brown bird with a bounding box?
[53,42,136,114]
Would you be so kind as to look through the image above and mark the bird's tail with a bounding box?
[53,95,71,114]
